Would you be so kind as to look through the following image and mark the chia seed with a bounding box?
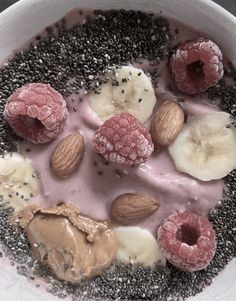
[0,8,235,301]
[208,78,236,117]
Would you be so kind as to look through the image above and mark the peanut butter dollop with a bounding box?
[13,203,118,283]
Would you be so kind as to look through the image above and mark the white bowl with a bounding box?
[0,0,235,300]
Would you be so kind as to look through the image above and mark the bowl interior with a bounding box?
[0,0,235,300]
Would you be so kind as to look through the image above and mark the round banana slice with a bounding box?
[0,152,39,211]
[89,66,157,123]
[115,226,166,267]
[169,112,236,181]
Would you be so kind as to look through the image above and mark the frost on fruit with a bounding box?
[93,113,154,166]
[157,210,216,272]
[170,37,224,95]
[4,83,68,144]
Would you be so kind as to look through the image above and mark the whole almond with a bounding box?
[151,100,184,148]
[110,193,160,225]
[50,132,85,179]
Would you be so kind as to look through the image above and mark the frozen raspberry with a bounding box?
[4,83,68,144]
[93,113,154,166]
[157,210,216,272]
[170,37,224,95]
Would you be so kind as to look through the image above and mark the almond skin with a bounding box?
[50,132,85,179]
[110,193,160,225]
[151,100,184,148]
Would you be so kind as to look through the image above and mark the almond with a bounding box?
[151,100,184,148]
[110,193,160,225]
[50,132,85,179]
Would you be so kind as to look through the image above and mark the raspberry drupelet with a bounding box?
[93,113,154,167]
[157,210,216,272]
[4,83,68,144]
[170,37,224,95]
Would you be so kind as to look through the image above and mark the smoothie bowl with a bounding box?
[0,0,236,300]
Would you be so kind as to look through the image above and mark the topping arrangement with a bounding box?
[0,8,235,301]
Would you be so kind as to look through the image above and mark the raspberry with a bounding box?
[93,113,154,166]
[4,83,68,144]
[170,37,224,95]
[157,210,216,272]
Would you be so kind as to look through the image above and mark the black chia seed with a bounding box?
[208,82,236,117]
[208,62,236,117]
[0,8,235,301]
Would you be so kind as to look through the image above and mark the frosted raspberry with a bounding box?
[170,37,224,95]
[4,83,68,144]
[93,113,154,166]
[157,210,216,272]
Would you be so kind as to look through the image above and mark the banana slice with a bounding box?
[169,112,236,181]
[115,226,166,267]
[89,66,156,123]
[0,153,39,211]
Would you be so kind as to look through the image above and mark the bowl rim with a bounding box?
[1,0,236,23]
